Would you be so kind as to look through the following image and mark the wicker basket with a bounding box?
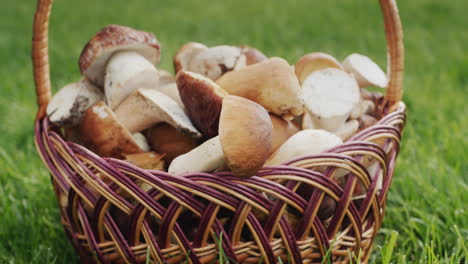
[32,0,406,263]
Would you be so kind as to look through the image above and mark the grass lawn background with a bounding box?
[0,0,466,263]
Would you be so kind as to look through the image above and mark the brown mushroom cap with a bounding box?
[216,57,304,118]
[176,71,228,138]
[173,42,208,73]
[80,101,142,158]
[147,123,200,164]
[295,52,344,84]
[79,25,160,87]
[270,114,300,152]
[219,95,272,178]
[240,45,268,65]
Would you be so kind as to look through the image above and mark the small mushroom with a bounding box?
[350,99,376,119]
[294,52,344,84]
[132,132,150,152]
[335,120,359,141]
[270,114,300,153]
[104,50,159,109]
[302,68,360,132]
[80,101,142,158]
[176,71,228,138]
[154,70,184,108]
[219,95,272,178]
[168,136,225,175]
[147,123,200,164]
[79,25,160,87]
[188,45,245,81]
[240,45,268,65]
[173,42,208,73]
[114,88,201,137]
[216,57,304,118]
[124,152,165,171]
[265,129,342,166]
[342,53,388,88]
[46,79,104,127]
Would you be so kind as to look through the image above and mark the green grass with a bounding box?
[0,0,467,263]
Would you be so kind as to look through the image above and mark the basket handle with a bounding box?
[32,0,404,120]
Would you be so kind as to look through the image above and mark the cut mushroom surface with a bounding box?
[216,57,304,118]
[47,79,104,127]
[219,95,272,178]
[173,42,208,73]
[342,53,388,88]
[295,52,344,84]
[265,129,343,166]
[114,88,201,137]
[168,136,225,175]
[104,50,159,109]
[176,71,228,138]
[302,68,360,132]
[79,25,160,87]
[80,101,142,158]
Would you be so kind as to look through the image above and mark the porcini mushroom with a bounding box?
[294,52,344,84]
[219,95,272,178]
[168,136,225,175]
[124,152,165,171]
[147,123,200,164]
[104,50,159,109]
[46,79,104,127]
[302,68,360,132]
[188,45,245,81]
[358,114,378,130]
[132,132,150,152]
[240,45,268,65]
[216,57,304,118]
[79,25,160,87]
[80,101,142,158]
[350,99,376,119]
[270,114,300,152]
[173,42,208,73]
[114,88,201,137]
[154,70,184,108]
[335,120,359,141]
[265,129,342,166]
[342,53,388,88]
[176,71,228,138]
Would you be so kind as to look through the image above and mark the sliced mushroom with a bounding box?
[265,129,342,166]
[240,45,268,65]
[80,101,142,158]
[173,42,208,73]
[104,50,159,109]
[154,70,184,108]
[270,114,300,153]
[342,53,388,88]
[46,79,104,127]
[176,71,228,138]
[294,52,344,84]
[168,136,225,175]
[132,132,150,152]
[219,95,272,178]
[188,45,245,81]
[147,123,200,164]
[302,68,360,132]
[335,120,359,141]
[114,88,201,137]
[216,57,304,118]
[79,25,160,87]
[124,152,165,171]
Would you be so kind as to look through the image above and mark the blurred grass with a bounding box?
[0,0,466,263]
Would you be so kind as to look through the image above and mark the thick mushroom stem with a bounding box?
[114,88,201,137]
[168,136,225,175]
[104,50,159,109]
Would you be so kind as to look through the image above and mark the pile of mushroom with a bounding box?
[47,24,387,180]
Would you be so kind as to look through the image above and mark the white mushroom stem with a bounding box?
[132,133,150,152]
[168,136,225,175]
[342,53,388,88]
[350,99,375,119]
[302,68,360,132]
[265,129,342,166]
[154,71,184,108]
[46,79,104,127]
[114,88,201,137]
[335,120,359,141]
[104,50,159,109]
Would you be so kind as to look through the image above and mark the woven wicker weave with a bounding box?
[32,0,406,263]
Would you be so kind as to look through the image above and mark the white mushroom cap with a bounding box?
[173,42,208,73]
[168,136,225,175]
[104,50,159,109]
[46,79,104,127]
[188,45,245,81]
[265,129,342,166]
[114,88,201,137]
[79,25,160,87]
[302,68,360,132]
[342,53,388,88]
